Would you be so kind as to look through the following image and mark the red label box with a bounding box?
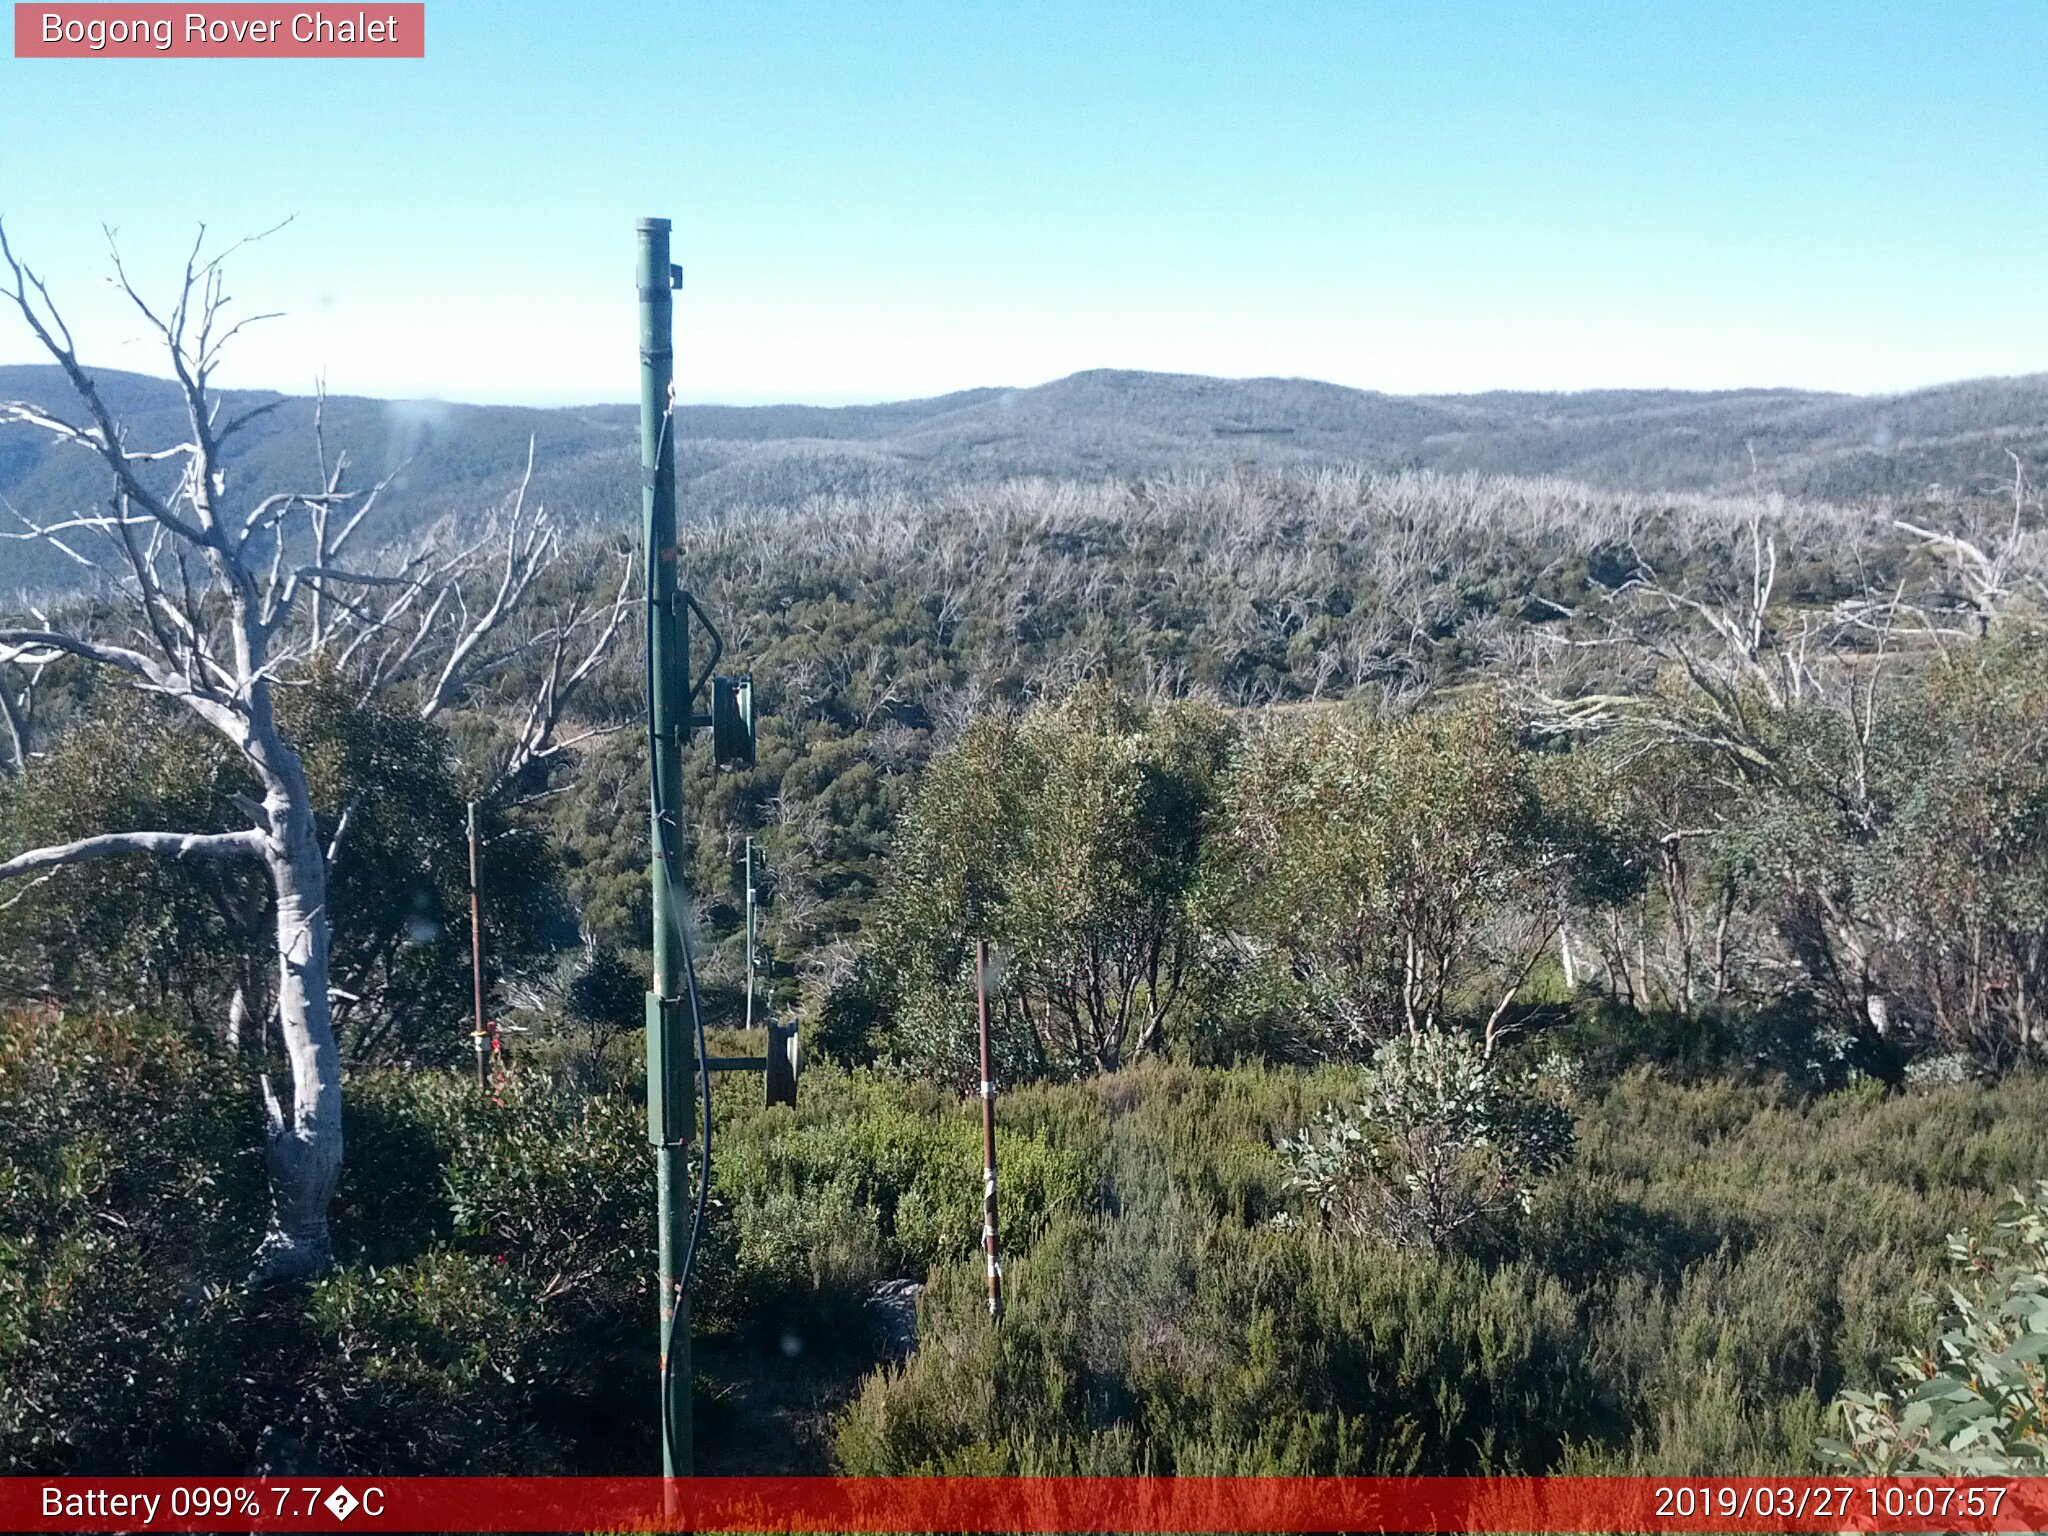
[14,3,424,57]
[5,1476,2048,1534]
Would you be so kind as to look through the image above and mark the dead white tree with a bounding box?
[0,641,49,774]
[0,221,630,1280]
[1894,452,2045,638]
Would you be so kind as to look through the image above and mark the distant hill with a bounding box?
[2,363,2044,594]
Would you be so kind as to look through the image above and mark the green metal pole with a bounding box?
[744,835,756,1032]
[638,215,694,1480]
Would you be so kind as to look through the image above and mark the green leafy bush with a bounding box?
[273,1063,654,1472]
[1821,1181,2048,1473]
[1212,703,1625,1056]
[306,1251,581,1472]
[709,1064,1099,1325]
[859,687,1232,1084]
[1279,1028,1575,1251]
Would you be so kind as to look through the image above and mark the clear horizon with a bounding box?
[3,2,2045,407]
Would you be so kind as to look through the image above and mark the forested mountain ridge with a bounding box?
[4,361,2046,593]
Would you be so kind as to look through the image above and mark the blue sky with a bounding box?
[2,1,2045,405]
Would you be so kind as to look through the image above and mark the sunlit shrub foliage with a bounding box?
[1822,1181,2048,1473]
[1280,1028,1575,1251]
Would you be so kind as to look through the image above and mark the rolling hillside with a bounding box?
[2,363,2043,594]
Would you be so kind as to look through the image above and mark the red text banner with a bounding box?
[15,4,424,57]
[5,1475,2048,1533]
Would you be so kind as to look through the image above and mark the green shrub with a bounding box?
[1821,1181,2048,1473]
[709,1063,1099,1329]
[860,689,1232,1083]
[837,1061,2048,1479]
[0,1009,262,1472]
[11,1002,2048,1478]
[1280,1028,1574,1251]
[836,1196,1600,1475]
[303,1063,655,1472]
[304,1247,634,1473]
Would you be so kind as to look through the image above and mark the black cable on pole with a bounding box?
[647,403,713,1473]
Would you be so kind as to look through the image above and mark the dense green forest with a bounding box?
[4,458,2047,1475]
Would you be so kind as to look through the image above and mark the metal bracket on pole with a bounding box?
[711,675,756,769]
[765,1017,800,1107]
[664,587,753,768]
[681,590,723,704]
[697,1020,800,1108]
[645,992,695,1147]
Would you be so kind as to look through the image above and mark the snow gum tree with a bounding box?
[0,223,628,1280]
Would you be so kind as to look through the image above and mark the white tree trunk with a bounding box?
[247,767,344,1283]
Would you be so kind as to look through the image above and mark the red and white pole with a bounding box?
[976,937,1003,1323]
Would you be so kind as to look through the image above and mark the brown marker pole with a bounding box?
[977,937,1003,1323]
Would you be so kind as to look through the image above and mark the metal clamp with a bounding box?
[667,1014,800,1109]
[679,590,723,704]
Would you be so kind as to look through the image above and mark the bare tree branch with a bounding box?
[417,438,557,720]
[0,827,265,882]
[0,225,210,547]
[479,548,635,800]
